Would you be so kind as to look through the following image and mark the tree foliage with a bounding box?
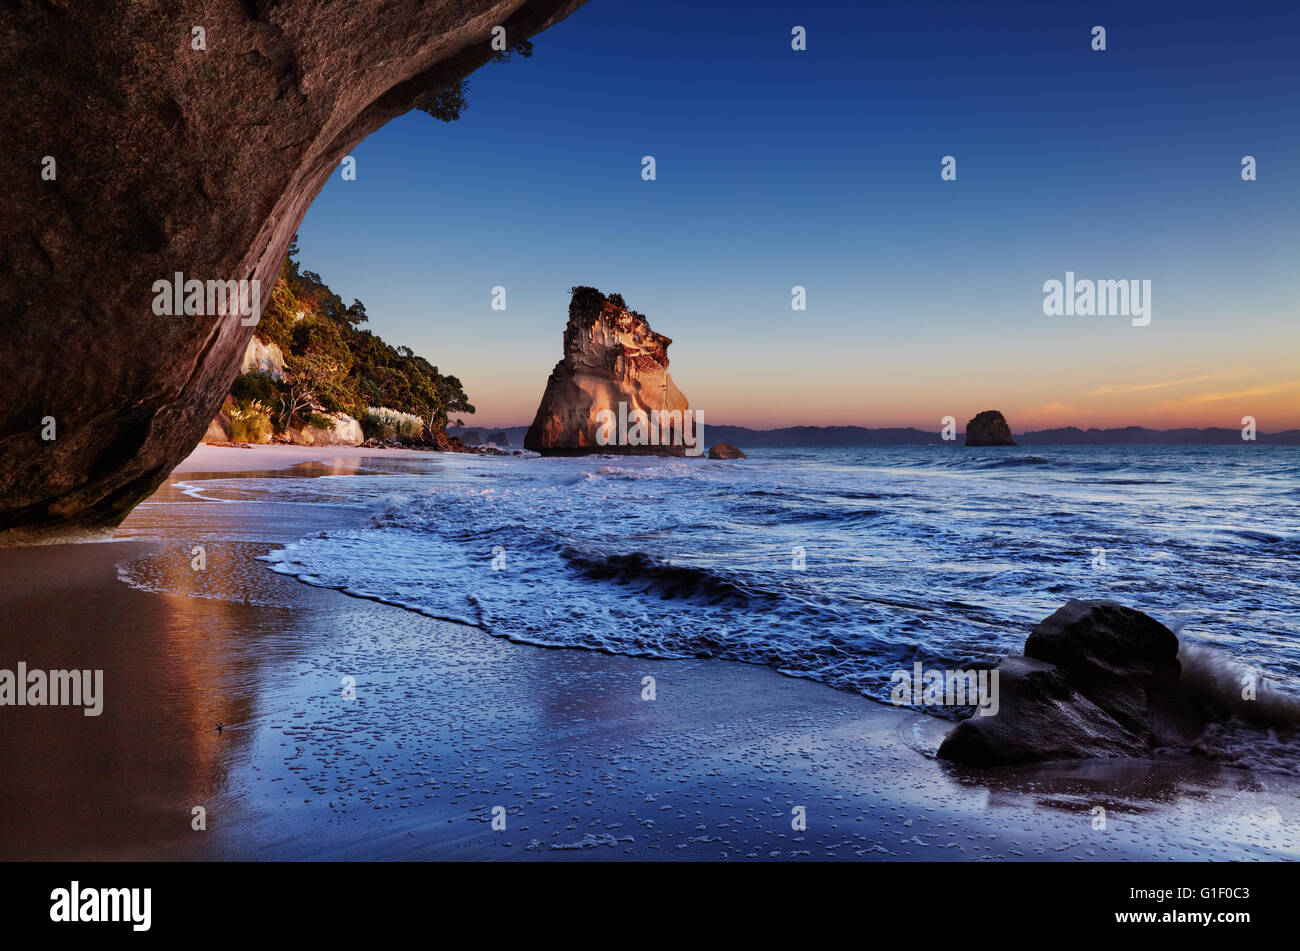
[252,237,475,435]
[415,80,468,122]
[414,37,534,122]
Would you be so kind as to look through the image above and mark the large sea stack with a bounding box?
[524,288,692,455]
[964,410,1016,446]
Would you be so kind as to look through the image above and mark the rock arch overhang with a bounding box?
[0,0,586,545]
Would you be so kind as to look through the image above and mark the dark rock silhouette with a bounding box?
[938,600,1210,766]
[1024,599,1207,747]
[936,655,1148,765]
[708,444,746,459]
[487,431,510,446]
[0,0,586,545]
[964,410,1016,446]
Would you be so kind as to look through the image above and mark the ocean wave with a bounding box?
[1174,640,1300,775]
[253,445,1300,714]
[1087,478,1175,485]
[1180,640,1300,727]
[783,506,886,526]
[1228,529,1289,544]
[560,548,776,605]
[975,455,1053,468]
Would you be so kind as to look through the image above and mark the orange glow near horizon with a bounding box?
[428,295,1300,434]
[455,359,1300,434]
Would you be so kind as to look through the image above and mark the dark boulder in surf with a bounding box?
[964,410,1016,446]
[938,600,1210,766]
[935,655,1147,766]
[1025,599,1208,747]
[708,443,746,459]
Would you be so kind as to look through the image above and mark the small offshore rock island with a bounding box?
[524,287,699,456]
[964,410,1016,446]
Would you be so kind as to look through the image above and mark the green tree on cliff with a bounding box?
[252,238,474,435]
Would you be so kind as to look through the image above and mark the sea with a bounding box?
[239,445,1300,709]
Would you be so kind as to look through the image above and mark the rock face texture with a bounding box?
[525,288,695,455]
[938,600,1210,766]
[708,443,746,460]
[240,337,286,382]
[1024,600,1208,746]
[288,413,363,447]
[202,396,238,444]
[0,0,586,545]
[964,410,1016,446]
[936,654,1149,765]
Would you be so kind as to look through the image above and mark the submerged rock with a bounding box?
[938,600,1210,766]
[524,287,695,455]
[708,443,746,459]
[964,410,1016,446]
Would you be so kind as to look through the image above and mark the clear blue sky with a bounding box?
[296,0,1300,430]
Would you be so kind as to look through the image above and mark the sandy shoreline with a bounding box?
[173,442,450,473]
[0,444,1296,860]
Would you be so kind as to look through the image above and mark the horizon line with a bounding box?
[450,422,1299,435]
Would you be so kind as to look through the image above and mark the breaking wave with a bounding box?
[257,445,1300,724]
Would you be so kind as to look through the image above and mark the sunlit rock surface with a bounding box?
[525,288,694,455]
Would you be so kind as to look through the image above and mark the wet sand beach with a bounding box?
[0,445,1296,861]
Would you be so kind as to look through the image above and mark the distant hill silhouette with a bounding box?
[1015,426,1300,446]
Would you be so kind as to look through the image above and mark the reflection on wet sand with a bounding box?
[0,540,284,859]
[175,460,374,482]
[936,735,1300,853]
[944,751,1264,809]
[0,460,418,859]
[3,455,1297,861]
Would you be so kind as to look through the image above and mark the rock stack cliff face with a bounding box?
[525,288,692,455]
[0,0,586,545]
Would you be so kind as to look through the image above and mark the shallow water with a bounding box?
[29,448,1292,859]
[216,446,1300,709]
